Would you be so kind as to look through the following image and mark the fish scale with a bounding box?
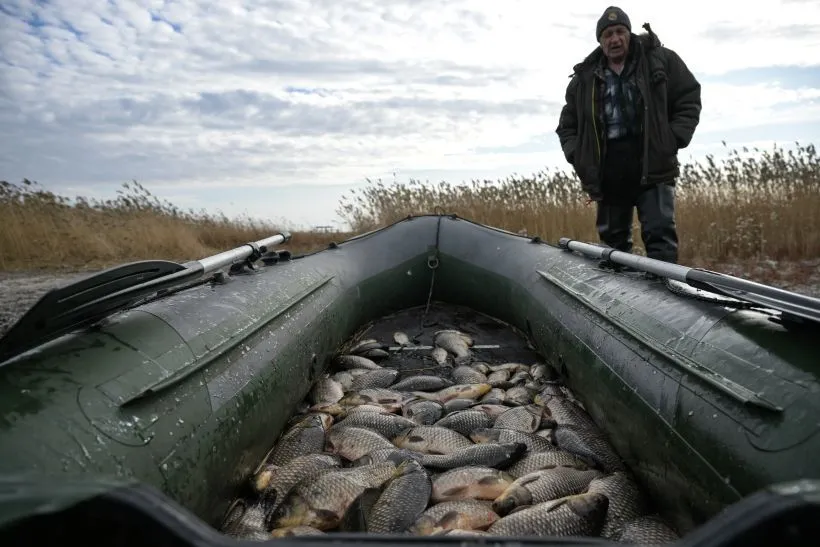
[471,427,556,453]
[333,411,418,439]
[586,471,646,539]
[505,450,590,478]
[393,425,473,455]
[493,467,605,515]
[326,425,395,461]
[256,453,342,514]
[493,405,543,433]
[420,442,527,470]
[431,466,515,503]
[434,410,492,437]
[409,499,499,535]
[265,414,330,467]
[617,515,680,544]
[367,460,432,533]
[487,492,609,537]
[349,369,399,391]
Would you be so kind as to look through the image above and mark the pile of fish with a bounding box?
[220,329,680,544]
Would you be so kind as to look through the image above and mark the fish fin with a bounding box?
[478,476,502,485]
[408,435,425,442]
[437,511,461,529]
[507,504,532,515]
[440,485,468,497]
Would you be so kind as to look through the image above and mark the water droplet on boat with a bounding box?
[688,411,694,417]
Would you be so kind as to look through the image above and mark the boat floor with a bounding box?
[348,301,547,381]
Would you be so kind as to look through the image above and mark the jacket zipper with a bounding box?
[591,83,601,165]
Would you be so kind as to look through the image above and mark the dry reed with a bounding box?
[1,142,817,275]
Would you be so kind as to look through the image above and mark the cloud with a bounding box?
[1,0,820,226]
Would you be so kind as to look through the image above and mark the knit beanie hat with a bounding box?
[596,6,631,40]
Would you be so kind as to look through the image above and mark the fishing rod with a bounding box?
[557,237,820,326]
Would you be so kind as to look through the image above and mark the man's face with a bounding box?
[600,24,630,62]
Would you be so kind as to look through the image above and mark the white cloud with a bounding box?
[1,0,819,226]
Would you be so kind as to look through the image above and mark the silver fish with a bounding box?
[263,414,333,467]
[220,499,269,540]
[617,515,680,544]
[505,386,536,406]
[505,450,590,478]
[393,425,473,455]
[434,409,492,437]
[431,346,449,365]
[270,526,326,537]
[409,499,499,535]
[493,404,544,433]
[492,467,605,516]
[393,331,411,346]
[587,471,648,539]
[431,466,515,503]
[487,492,609,537]
[391,375,454,392]
[333,410,418,439]
[434,331,471,362]
[470,427,556,453]
[335,354,382,371]
[403,399,444,425]
[420,442,527,470]
[443,398,477,413]
[326,425,395,461]
[367,459,432,533]
[453,365,488,384]
[349,368,399,391]
[254,453,342,514]
[309,374,345,406]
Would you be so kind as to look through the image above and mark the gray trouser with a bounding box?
[595,137,679,264]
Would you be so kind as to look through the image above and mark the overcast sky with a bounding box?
[2,0,819,229]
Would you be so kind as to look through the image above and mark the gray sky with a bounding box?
[2,0,820,229]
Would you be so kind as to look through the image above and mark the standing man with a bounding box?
[555,6,702,267]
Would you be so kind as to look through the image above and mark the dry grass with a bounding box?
[336,141,820,266]
[1,142,818,277]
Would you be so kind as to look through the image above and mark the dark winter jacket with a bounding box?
[555,24,702,200]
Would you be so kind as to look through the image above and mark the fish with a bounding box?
[487,369,512,389]
[263,413,332,467]
[390,375,454,392]
[470,362,491,375]
[325,425,396,462]
[442,529,492,537]
[420,442,527,470]
[586,471,647,539]
[412,383,492,403]
[366,459,433,533]
[552,423,626,473]
[470,404,510,421]
[530,364,550,382]
[309,374,345,406]
[433,331,471,362]
[443,398,477,413]
[487,492,609,537]
[339,388,407,408]
[349,368,399,391]
[393,331,411,346]
[269,462,397,531]
[488,363,530,374]
[493,404,545,433]
[338,404,393,418]
[392,425,474,455]
[332,369,371,391]
[334,354,382,371]
[505,450,590,478]
[505,386,536,406]
[470,427,556,453]
[349,339,382,354]
[270,525,326,536]
[333,410,418,439]
[431,346,449,365]
[452,365,488,384]
[617,515,680,544]
[220,500,270,540]
[509,370,531,386]
[536,392,597,430]
[350,447,426,467]
[431,466,516,503]
[435,329,474,346]
[360,348,390,359]
[434,409,492,437]
[403,399,445,425]
[479,388,506,404]
[254,453,342,514]
[409,499,499,535]
[491,467,605,516]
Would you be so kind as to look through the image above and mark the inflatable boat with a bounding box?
[0,214,818,546]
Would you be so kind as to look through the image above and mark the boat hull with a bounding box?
[0,214,818,539]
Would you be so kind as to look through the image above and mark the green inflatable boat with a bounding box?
[0,214,818,547]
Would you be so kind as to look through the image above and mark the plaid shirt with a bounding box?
[602,62,642,140]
